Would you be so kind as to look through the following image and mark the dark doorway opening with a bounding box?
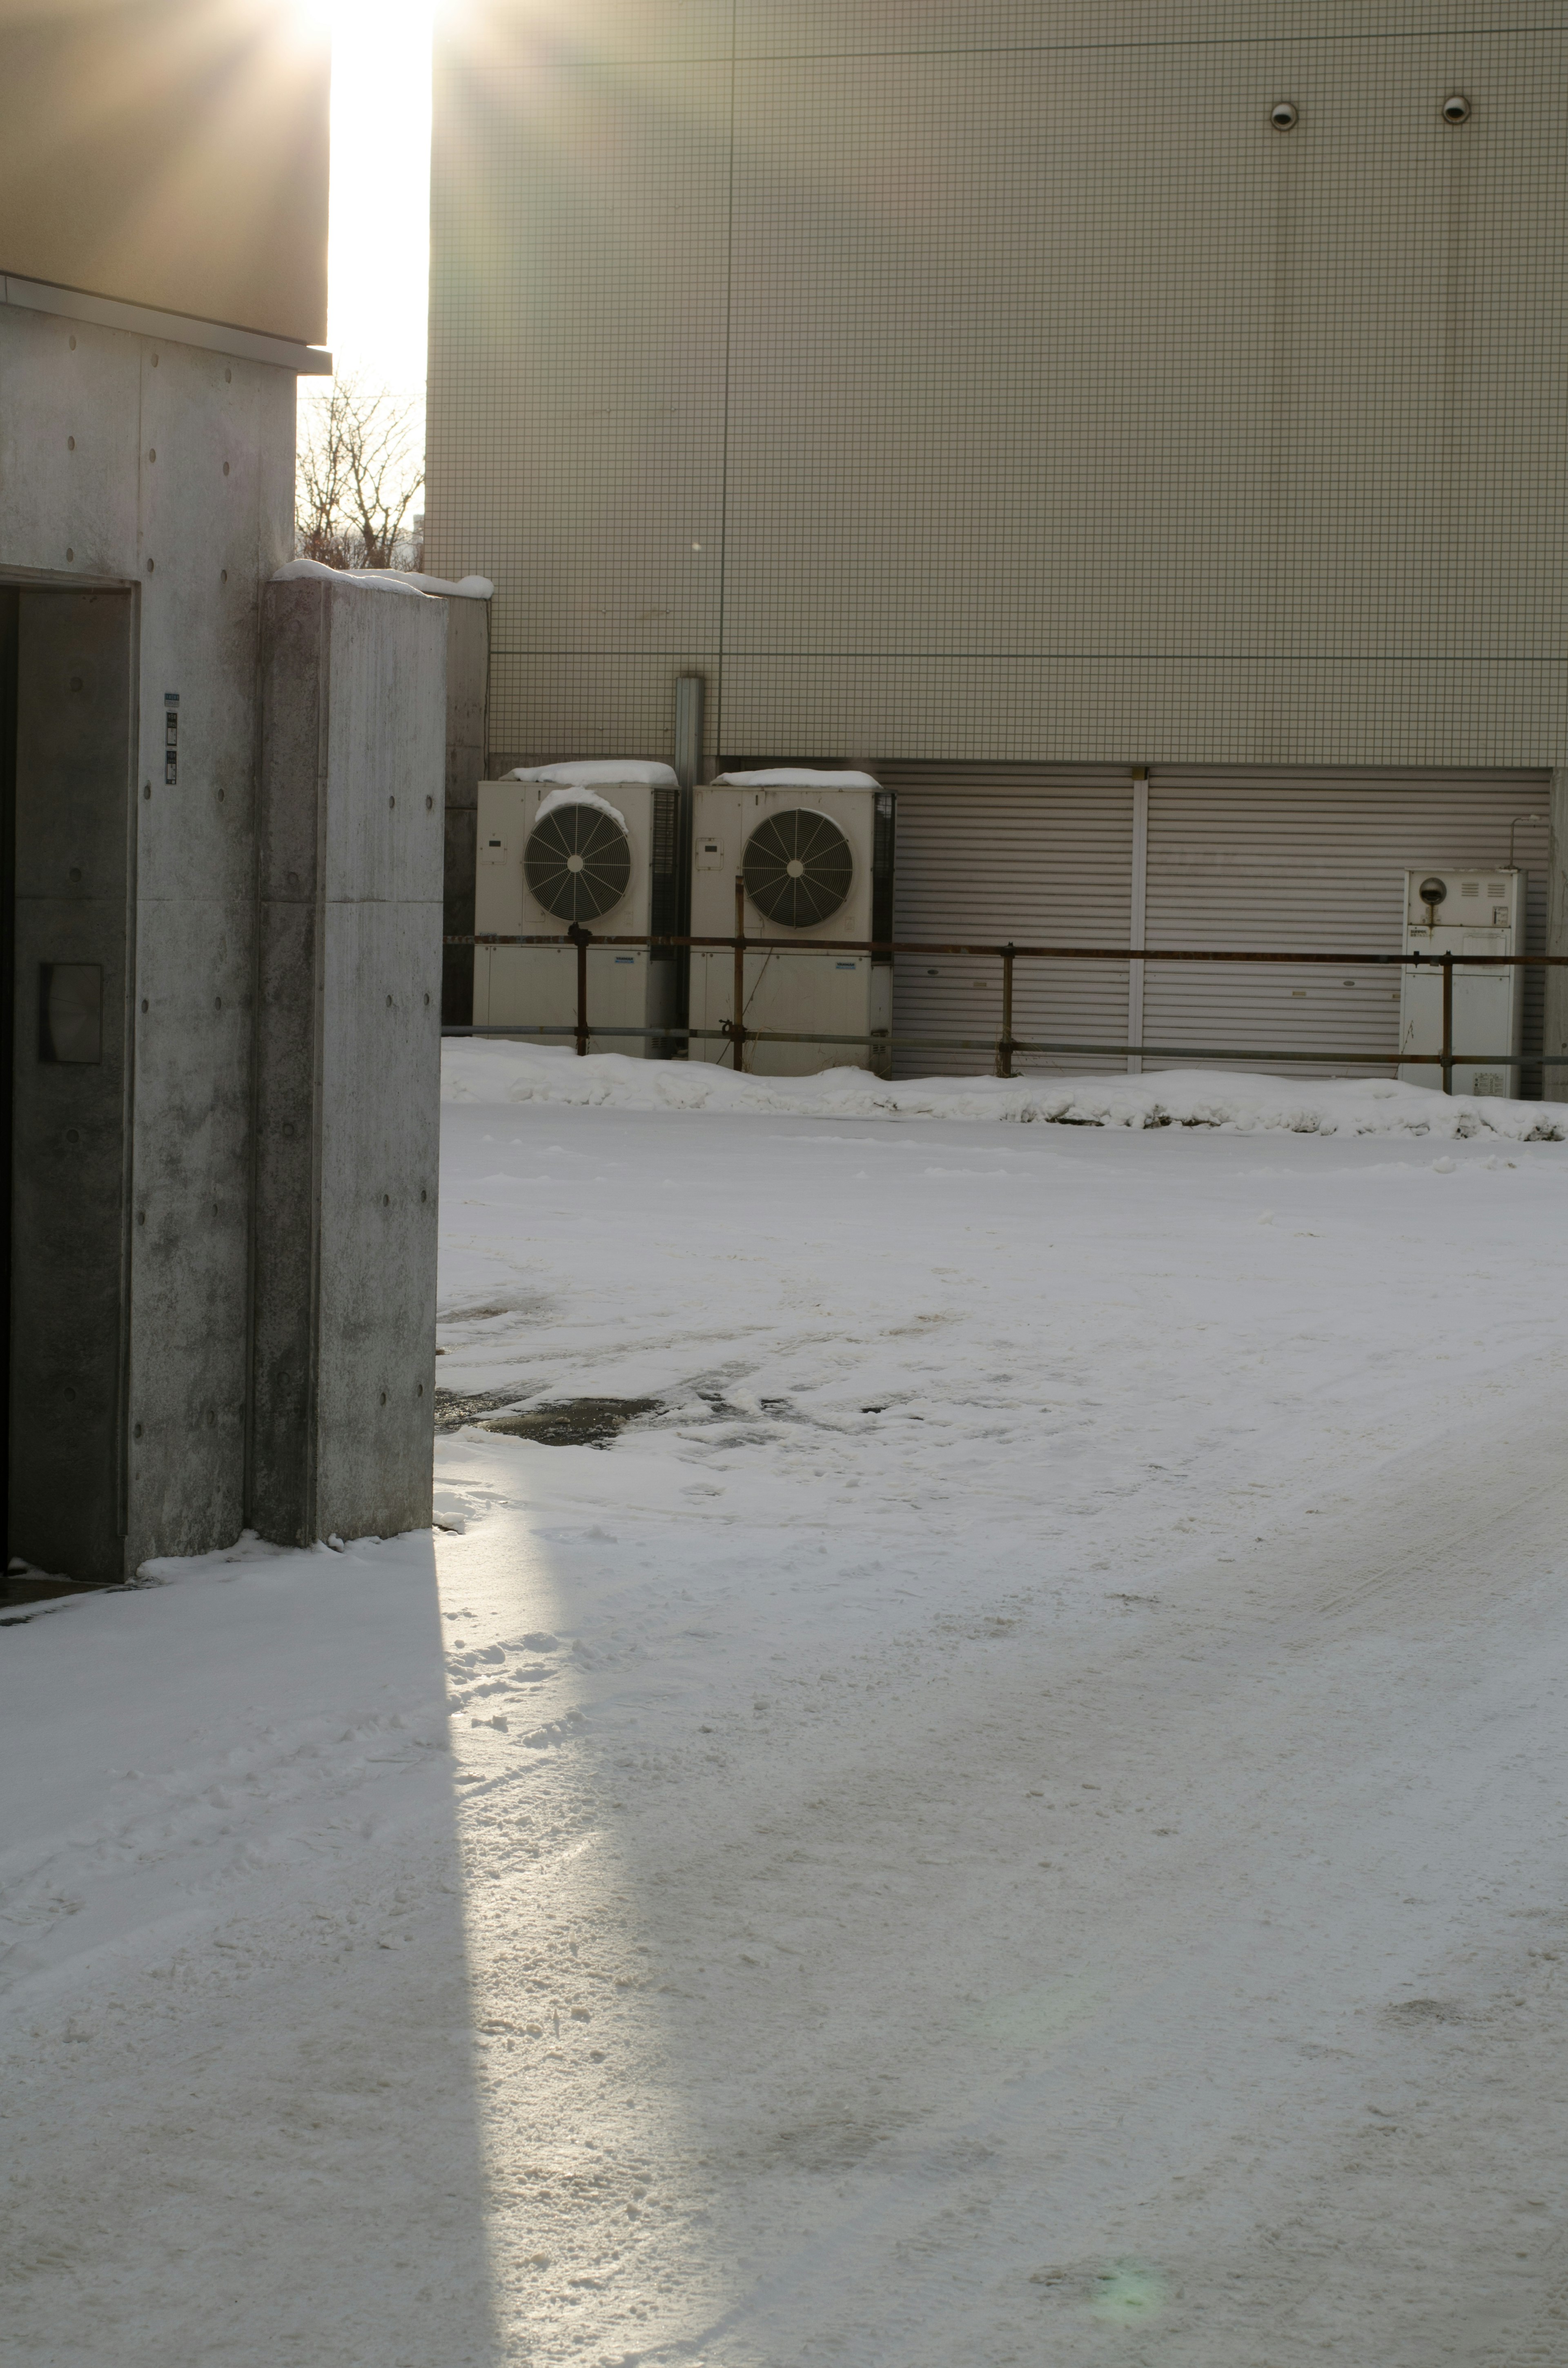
[1,584,136,1595]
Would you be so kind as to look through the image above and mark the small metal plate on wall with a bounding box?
[39,963,102,1064]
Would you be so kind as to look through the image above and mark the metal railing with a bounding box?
[445,878,1568,1090]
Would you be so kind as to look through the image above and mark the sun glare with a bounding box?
[314,0,436,405]
[296,0,426,32]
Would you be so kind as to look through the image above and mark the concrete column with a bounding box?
[440,593,490,1026]
[251,575,445,1548]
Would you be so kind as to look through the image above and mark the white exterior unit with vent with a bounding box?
[473,767,681,1055]
[1398,867,1526,1095]
[688,772,895,1077]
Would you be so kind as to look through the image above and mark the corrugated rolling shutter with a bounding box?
[880,764,1133,1077]
[1142,768,1552,1085]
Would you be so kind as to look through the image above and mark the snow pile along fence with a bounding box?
[442,1042,1568,1141]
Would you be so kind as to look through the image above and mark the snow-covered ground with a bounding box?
[6,1050,1568,2367]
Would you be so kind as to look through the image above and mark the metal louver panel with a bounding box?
[648,783,681,959]
[880,765,1134,1077]
[1142,768,1551,1085]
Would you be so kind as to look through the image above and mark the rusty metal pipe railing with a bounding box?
[731,876,746,1072]
[566,923,589,1057]
[997,944,1016,1080]
[449,930,1568,1080]
[452,931,1568,968]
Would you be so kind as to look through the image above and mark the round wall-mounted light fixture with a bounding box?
[1441,93,1472,125]
[1270,100,1299,132]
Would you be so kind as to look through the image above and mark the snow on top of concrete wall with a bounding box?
[271,561,492,599]
[383,570,493,599]
[273,560,425,597]
[509,760,678,789]
[442,1043,1568,1142]
[713,769,881,790]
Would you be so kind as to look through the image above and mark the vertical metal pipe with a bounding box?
[1127,767,1148,1074]
[672,678,704,1053]
[1441,951,1454,1093]
[997,944,1015,1078]
[570,924,590,1056]
[673,674,704,793]
[733,875,746,1071]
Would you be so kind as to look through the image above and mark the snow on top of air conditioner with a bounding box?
[532,785,628,832]
[509,759,678,789]
[713,768,881,789]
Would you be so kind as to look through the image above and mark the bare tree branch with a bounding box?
[296,384,354,566]
[295,375,425,571]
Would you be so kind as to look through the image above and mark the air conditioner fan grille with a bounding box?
[524,803,632,923]
[742,807,854,929]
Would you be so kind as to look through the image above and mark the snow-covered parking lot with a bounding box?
[6,1048,1568,2367]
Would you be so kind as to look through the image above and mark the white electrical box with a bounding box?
[474,765,681,1057]
[688,770,895,1077]
[1397,867,1525,1096]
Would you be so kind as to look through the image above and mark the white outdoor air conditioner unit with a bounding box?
[474,762,682,1056]
[688,769,895,1077]
[1397,866,1525,1095]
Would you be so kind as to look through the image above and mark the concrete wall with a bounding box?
[2,296,446,1571]
[252,576,445,1549]
[0,299,297,1566]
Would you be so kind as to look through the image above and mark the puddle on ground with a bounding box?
[433,1383,798,1447]
[477,1396,664,1448]
[0,1567,124,1620]
[433,1387,538,1434]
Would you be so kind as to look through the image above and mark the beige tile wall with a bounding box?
[427,2,1568,774]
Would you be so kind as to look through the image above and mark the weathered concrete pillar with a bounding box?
[440,592,490,1026]
[251,573,445,1547]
